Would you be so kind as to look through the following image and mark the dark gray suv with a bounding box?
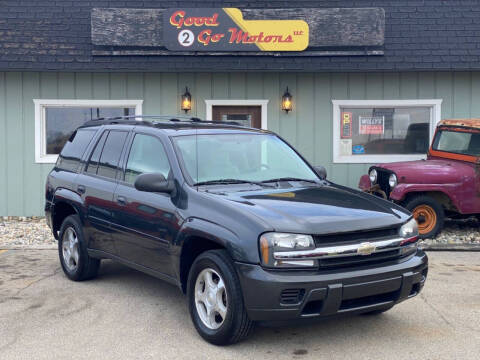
[45,115,428,345]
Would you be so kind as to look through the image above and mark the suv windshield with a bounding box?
[173,133,319,185]
[432,129,480,156]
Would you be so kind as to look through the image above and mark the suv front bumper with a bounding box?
[235,249,428,322]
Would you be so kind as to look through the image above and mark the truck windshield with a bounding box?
[173,133,319,185]
[432,129,480,156]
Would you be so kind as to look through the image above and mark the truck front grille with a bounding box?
[376,169,393,197]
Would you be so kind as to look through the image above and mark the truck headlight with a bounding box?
[369,169,378,184]
[259,233,316,268]
[389,173,398,188]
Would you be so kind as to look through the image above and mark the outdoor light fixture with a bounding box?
[282,87,293,113]
[181,87,192,113]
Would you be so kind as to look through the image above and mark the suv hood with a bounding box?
[376,158,474,184]
[214,184,409,234]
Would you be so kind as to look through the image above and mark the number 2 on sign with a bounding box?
[178,30,195,47]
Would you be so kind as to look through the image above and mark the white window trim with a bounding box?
[205,99,269,129]
[34,99,143,164]
[332,99,443,164]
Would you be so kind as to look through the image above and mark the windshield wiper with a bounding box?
[260,177,320,184]
[194,179,276,188]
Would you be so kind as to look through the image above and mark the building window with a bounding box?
[34,99,143,163]
[332,99,442,163]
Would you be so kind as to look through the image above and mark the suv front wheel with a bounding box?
[187,250,254,345]
[58,215,100,281]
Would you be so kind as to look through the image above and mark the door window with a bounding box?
[124,134,171,184]
[95,131,128,179]
[86,131,108,175]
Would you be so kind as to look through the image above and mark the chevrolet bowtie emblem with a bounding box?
[357,242,376,256]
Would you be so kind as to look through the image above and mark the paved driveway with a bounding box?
[0,249,479,359]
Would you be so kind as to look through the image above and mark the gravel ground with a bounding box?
[0,216,479,249]
[0,217,56,249]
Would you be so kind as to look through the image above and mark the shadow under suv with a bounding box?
[45,115,428,345]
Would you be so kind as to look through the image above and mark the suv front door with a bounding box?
[111,132,178,277]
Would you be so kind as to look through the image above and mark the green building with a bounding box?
[1,1,479,216]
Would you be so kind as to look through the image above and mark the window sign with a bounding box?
[359,116,384,135]
[340,112,352,139]
[332,99,442,163]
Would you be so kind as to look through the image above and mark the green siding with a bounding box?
[0,71,478,216]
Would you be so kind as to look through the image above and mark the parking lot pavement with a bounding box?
[0,250,479,360]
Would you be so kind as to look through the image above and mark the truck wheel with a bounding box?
[58,215,100,281]
[404,196,444,239]
[187,250,254,345]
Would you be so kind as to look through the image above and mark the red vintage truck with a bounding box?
[359,119,480,238]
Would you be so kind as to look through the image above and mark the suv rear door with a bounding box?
[77,129,129,254]
[111,132,177,277]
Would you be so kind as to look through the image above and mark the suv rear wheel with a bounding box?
[404,195,444,239]
[187,250,254,345]
[58,215,100,281]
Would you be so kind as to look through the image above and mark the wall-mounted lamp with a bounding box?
[282,87,293,113]
[181,87,192,113]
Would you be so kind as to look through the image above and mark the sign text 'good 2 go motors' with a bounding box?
[163,8,309,51]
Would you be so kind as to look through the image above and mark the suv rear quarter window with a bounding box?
[57,129,96,172]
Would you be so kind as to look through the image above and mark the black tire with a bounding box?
[404,195,444,239]
[187,249,254,345]
[363,305,394,315]
[58,214,100,281]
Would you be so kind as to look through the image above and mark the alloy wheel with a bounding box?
[194,268,228,330]
[62,227,79,271]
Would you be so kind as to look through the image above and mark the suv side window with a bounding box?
[57,129,96,172]
[86,131,108,175]
[124,134,171,184]
[96,131,128,179]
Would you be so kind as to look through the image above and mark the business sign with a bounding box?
[359,116,384,135]
[163,8,309,51]
[340,112,353,138]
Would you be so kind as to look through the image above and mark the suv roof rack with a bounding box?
[81,115,242,128]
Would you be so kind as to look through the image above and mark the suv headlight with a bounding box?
[389,173,398,188]
[259,233,316,268]
[399,217,418,239]
[399,217,419,253]
[369,169,378,184]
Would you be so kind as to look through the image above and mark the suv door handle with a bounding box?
[77,185,86,194]
[117,196,127,205]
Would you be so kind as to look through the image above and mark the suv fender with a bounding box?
[51,188,85,239]
[172,217,250,289]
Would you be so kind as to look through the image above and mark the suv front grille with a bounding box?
[312,226,406,270]
[318,249,402,270]
[313,226,398,246]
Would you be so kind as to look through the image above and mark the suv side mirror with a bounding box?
[314,166,327,180]
[134,173,173,194]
